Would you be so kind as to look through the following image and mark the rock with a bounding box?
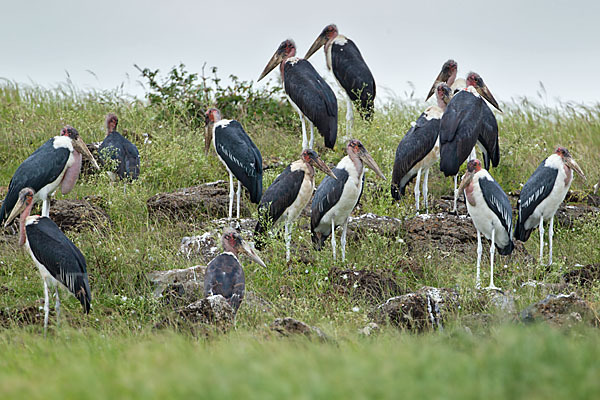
[271,317,329,341]
[485,289,517,315]
[177,295,235,330]
[48,198,111,232]
[369,286,459,332]
[160,281,204,306]
[403,212,477,252]
[328,267,406,303]
[358,322,381,336]
[346,213,403,240]
[520,293,598,328]
[147,265,207,297]
[562,264,600,287]
[461,313,493,332]
[244,291,273,314]
[147,180,251,221]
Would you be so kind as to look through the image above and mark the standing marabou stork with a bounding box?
[459,160,514,289]
[0,126,99,225]
[439,72,502,212]
[311,139,385,261]
[391,83,452,212]
[204,228,266,313]
[98,113,140,180]
[5,187,91,334]
[304,24,376,139]
[516,147,586,265]
[205,108,263,220]
[254,149,336,261]
[258,39,338,150]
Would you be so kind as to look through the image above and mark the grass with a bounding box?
[0,80,599,398]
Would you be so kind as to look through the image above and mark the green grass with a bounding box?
[1,81,599,398]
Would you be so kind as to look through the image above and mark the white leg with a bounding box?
[487,227,499,290]
[299,113,308,150]
[345,96,354,138]
[548,215,554,266]
[453,175,458,213]
[42,199,49,217]
[414,168,422,212]
[228,173,234,220]
[476,230,482,289]
[468,147,477,161]
[423,168,430,213]
[331,218,336,261]
[285,220,291,262]
[43,280,49,336]
[309,121,315,150]
[341,218,349,262]
[539,218,544,265]
[236,180,241,219]
[55,286,61,326]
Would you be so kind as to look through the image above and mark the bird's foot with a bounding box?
[484,285,502,292]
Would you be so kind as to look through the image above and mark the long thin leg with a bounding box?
[331,218,336,261]
[309,121,315,150]
[423,167,430,213]
[42,199,49,218]
[539,218,544,265]
[55,286,61,326]
[487,227,499,290]
[299,113,308,150]
[453,175,458,214]
[340,218,349,262]
[228,173,234,220]
[476,230,482,289]
[345,96,354,139]
[43,280,49,336]
[236,180,241,219]
[285,220,291,262]
[414,168,422,212]
[548,215,554,266]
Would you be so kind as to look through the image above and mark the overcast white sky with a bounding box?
[2,0,599,105]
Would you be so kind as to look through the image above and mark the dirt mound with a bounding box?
[403,212,477,252]
[562,264,600,287]
[271,317,329,341]
[521,293,598,328]
[49,197,111,231]
[346,213,403,240]
[328,267,406,303]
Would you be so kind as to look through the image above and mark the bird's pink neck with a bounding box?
[19,201,34,247]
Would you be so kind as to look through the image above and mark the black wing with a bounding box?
[99,132,140,180]
[331,38,376,120]
[284,59,338,148]
[477,104,500,170]
[311,167,350,247]
[204,253,245,312]
[26,217,91,312]
[479,176,514,255]
[214,121,263,203]
[0,138,70,223]
[439,91,482,176]
[515,160,558,242]
[391,113,439,199]
[254,165,305,247]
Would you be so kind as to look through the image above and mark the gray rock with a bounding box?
[147,265,206,298]
[178,295,235,330]
[521,293,597,328]
[347,213,403,240]
[486,289,517,315]
[271,317,329,341]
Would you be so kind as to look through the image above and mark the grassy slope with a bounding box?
[0,82,599,398]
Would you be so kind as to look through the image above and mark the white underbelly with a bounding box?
[35,167,68,202]
[317,175,362,232]
[525,181,570,230]
[279,177,313,225]
[467,196,510,247]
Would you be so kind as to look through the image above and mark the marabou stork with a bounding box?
[258,39,338,150]
[426,59,460,100]
[305,24,376,138]
[5,187,91,334]
[204,228,266,313]
[391,83,452,212]
[459,160,514,289]
[311,139,385,261]
[98,113,140,180]
[204,108,263,220]
[0,126,99,225]
[254,149,336,261]
[516,147,586,265]
[439,72,502,212]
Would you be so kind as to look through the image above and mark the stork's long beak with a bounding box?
[4,194,27,227]
[565,157,586,181]
[240,239,267,268]
[476,84,502,112]
[426,68,450,101]
[304,33,328,60]
[204,125,213,155]
[458,171,474,192]
[258,50,285,82]
[359,150,386,180]
[73,137,100,170]
[310,153,337,179]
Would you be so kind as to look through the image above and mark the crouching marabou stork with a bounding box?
[305,24,376,138]
[311,140,385,261]
[439,72,502,213]
[258,39,337,150]
[391,83,452,212]
[204,228,266,313]
[205,108,263,219]
[255,149,336,261]
[0,126,99,225]
[459,160,514,289]
[99,113,140,180]
[5,188,91,334]
[516,147,586,265]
